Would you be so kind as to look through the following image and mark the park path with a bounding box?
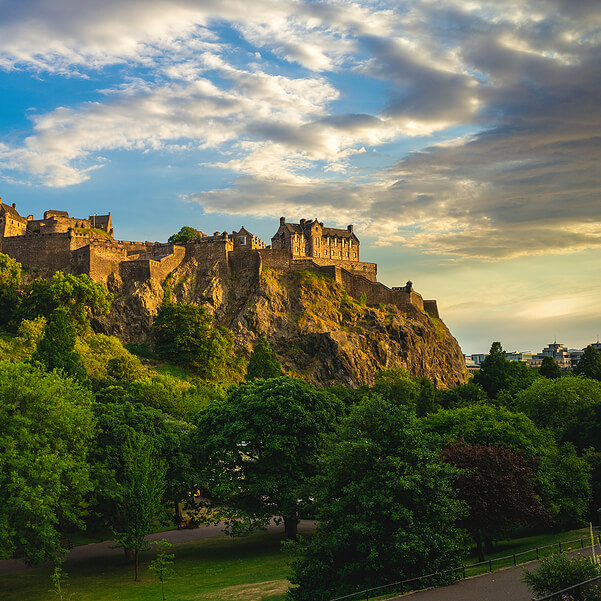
[0,519,316,576]
[388,547,595,601]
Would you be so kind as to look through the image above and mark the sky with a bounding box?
[0,0,600,355]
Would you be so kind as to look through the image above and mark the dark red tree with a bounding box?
[442,442,550,561]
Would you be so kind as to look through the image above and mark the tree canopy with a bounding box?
[573,345,601,381]
[0,361,95,564]
[246,337,282,380]
[167,226,203,244]
[288,395,466,601]
[190,377,341,539]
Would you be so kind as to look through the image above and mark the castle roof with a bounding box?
[281,219,358,240]
[89,214,111,226]
[0,201,27,223]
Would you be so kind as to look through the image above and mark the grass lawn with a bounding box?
[1,531,295,601]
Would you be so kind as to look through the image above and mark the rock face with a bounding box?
[95,259,468,388]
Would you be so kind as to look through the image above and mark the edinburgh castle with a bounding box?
[0,198,439,318]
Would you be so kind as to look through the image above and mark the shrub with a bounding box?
[522,552,601,600]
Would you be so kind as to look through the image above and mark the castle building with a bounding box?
[0,199,28,237]
[0,199,439,318]
[272,217,359,262]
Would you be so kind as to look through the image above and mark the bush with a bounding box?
[522,552,601,600]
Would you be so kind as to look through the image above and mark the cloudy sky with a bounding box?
[1,0,600,354]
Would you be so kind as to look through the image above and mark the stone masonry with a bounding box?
[0,199,439,316]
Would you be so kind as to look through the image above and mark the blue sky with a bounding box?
[1,0,600,354]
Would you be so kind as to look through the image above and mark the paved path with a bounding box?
[0,519,316,576]
[387,547,595,601]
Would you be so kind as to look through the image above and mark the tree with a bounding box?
[32,307,86,380]
[440,381,487,409]
[514,376,601,439]
[88,401,193,541]
[246,337,282,380]
[574,345,601,381]
[421,405,591,530]
[539,355,562,379]
[371,368,420,409]
[190,377,341,539]
[0,252,21,329]
[21,272,112,334]
[113,434,167,581]
[0,361,95,564]
[149,539,175,601]
[473,341,535,398]
[167,226,203,244]
[441,442,550,562]
[152,302,238,379]
[287,396,466,601]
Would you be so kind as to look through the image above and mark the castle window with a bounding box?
[314,251,318,257]
[239,235,247,245]
[327,238,331,245]
[346,252,349,258]
[353,253,356,258]
[295,246,299,253]
[349,240,352,248]
[339,251,342,257]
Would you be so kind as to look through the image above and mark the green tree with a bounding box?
[21,272,112,334]
[32,307,86,380]
[246,337,282,380]
[574,345,601,381]
[153,302,238,379]
[473,342,535,399]
[287,395,466,601]
[190,377,341,539]
[440,381,487,409]
[0,361,95,564]
[149,539,175,601]
[0,252,21,329]
[89,401,193,541]
[514,376,601,439]
[113,434,167,581]
[421,405,591,530]
[167,226,203,244]
[371,368,420,409]
[539,355,562,379]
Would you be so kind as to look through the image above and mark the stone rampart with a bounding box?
[182,238,233,277]
[1,232,76,273]
[258,248,292,271]
[423,300,440,319]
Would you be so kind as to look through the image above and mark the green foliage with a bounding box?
[440,381,488,409]
[89,400,193,537]
[246,337,282,381]
[287,395,466,601]
[421,405,592,529]
[514,376,601,439]
[358,292,367,305]
[112,434,167,581]
[0,361,95,564]
[574,346,601,381]
[371,368,420,409]
[522,552,601,600]
[153,303,239,379]
[149,539,175,601]
[473,341,536,399]
[190,377,342,538]
[0,253,22,329]
[539,355,563,379]
[32,307,86,380]
[416,377,439,417]
[21,272,112,334]
[167,226,203,244]
[76,334,145,385]
[50,565,69,601]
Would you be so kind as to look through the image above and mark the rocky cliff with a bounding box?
[95,259,468,388]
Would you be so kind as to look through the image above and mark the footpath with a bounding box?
[389,547,594,601]
[0,519,316,576]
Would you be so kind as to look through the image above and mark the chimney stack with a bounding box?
[280,216,286,225]
[347,225,353,233]
[12,203,16,209]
